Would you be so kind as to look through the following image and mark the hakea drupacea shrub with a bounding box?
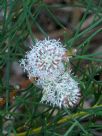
[20,38,81,108]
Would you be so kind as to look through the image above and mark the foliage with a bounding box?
[0,0,102,136]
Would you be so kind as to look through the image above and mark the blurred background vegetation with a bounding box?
[0,0,102,136]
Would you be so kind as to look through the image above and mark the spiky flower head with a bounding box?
[41,72,81,108]
[20,38,81,108]
[20,38,69,79]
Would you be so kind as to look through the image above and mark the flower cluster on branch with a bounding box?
[20,38,81,108]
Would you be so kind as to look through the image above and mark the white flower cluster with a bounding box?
[41,72,81,108]
[20,38,81,108]
[20,38,68,79]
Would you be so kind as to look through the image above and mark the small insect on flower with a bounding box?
[41,72,81,108]
[20,38,69,79]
